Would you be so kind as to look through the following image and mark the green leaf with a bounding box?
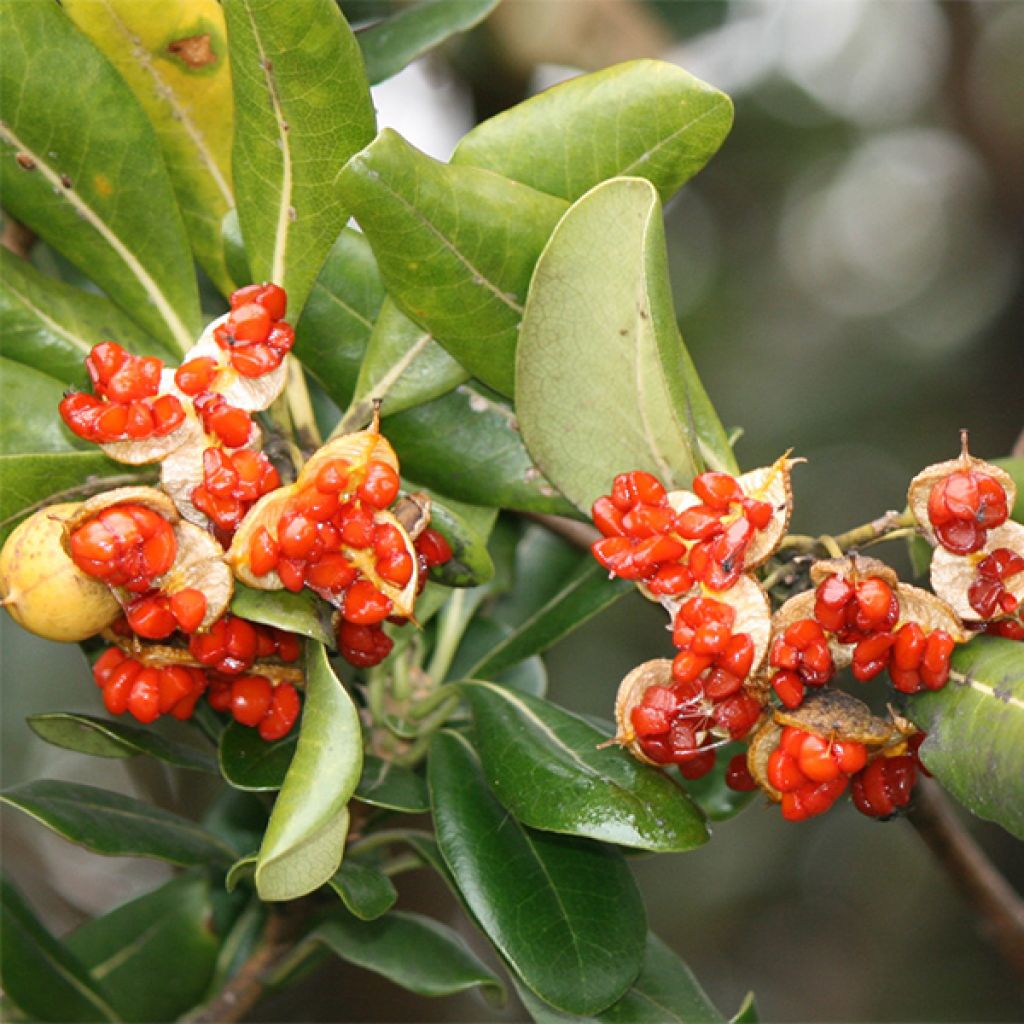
[294,227,386,411]
[327,859,397,921]
[357,0,500,85]
[229,582,334,645]
[201,787,268,855]
[274,909,504,999]
[730,992,759,1024]
[255,641,362,900]
[65,873,219,1023]
[453,60,733,204]
[338,128,568,395]
[225,0,376,320]
[0,249,169,387]
[27,712,218,774]
[465,562,631,679]
[907,635,1024,839]
[448,618,547,696]
[221,207,250,289]
[460,682,708,852]
[0,451,143,545]
[0,360,88,454]
[682,743,756,822]
[414,489,495,587]
[0,780,235,866]
[63,0,236,296]
[225,853,257,892]
[428,730,646,1015]
[993,457,1024,524]
[384,384,576,515]
[219,721,296,791]
[345,298,469,424]
[517,933,725,1024]
[0,0,200,353]
[207,899,266,995]
[355,754,430,813]
[517,177,735,514]
[1,876,120,1023]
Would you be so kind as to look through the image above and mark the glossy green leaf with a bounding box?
[908,636,1024,839]
[201,787,268,855]
[226,0,376,320]
[225,854,257,892]
[517,177,735,514]
[448,618,547,697]
[294,227,386,411]
[219,721,296,791]
[345,298,469,425]
[414,489,495,587]
[993,457,1024,523]
[0,451,143,545]
[65,873,219,1023]
[0,780,235,866]
[358,0,500,84]
[27,713,218,774]
[327,859,397,920]
[229,583,333,645]
[63,0,236,295]
[0,249,167,387]
[255,642,362,900]
[454,60,732,203]
[730,992,759,1024]
[466,562,630,679]
[0,0,200,353]
[384,384,576,515]
[428,730,646,1015]
[0,360,88,454]
[274,909,503,999]
[221,207,250,289]
[461,682,708,852]
[338,129,568,395]
[1,876,119,1023]
[207,899,266,994]
[682,743,756,822]
[517,933,724,1024]
[355,754,430,813]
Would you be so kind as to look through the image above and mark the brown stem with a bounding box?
[906,778,1024,979]
[1012,426,1024,460]
[524,512,598,550]
[1,217,35,258]
[183,907,307,1024]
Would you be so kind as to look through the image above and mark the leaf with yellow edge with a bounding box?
[255,641,362,901]
[64,0,236,294]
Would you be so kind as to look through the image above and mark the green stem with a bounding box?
[425,589,484,684]
[408,683,459,721]
[380,853,423,878]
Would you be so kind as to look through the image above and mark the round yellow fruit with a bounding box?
[0,503,121,642]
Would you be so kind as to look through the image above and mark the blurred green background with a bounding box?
[3,0,1022,1020]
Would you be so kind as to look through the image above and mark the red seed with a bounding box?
[692,471,742,510]
[170,588,207,634]
[358,461,400,509]
[343,579,393,625]
[128,668,162,724]
[230,675,274,727]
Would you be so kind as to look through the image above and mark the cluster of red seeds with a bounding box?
[93,647,208,724]
[69,504,175,592]
[767,726,868,822]
[211,283,295,377]
[192,392,254,449]
[60,343,185,443]
[767,619,834,709]
[851,753,918,818]
[189,614,301,675]
[208,674,301,741]
[969,548,1024,619]
[927,468,1009,554]
[629,596,761,778]
[193,448,281,536]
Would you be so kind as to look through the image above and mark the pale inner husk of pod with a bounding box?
[808,554,899,589]
[182,315,288,412]
[770,589,854,671]
[64,486,180,540]
[930,520,1024,622]
[336,508,420,619]
[747,719,783,801]
[907,449,1016,545]
[226,486,297,589]
[894,582,969,641]
[160,422,266,531]
[773,689,905,748]
[100,629,303,686]
[660,574,774,681]
[296,426,399,489]
[393,492,431,541]
[613,658,675,765]
[156,521,233,630]
[665,454,796,572]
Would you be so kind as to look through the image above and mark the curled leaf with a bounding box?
[930,520,1024,623]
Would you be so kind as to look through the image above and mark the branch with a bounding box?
[906,778,1024,979]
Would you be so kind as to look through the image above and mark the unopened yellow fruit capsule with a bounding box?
[0,503,120,642]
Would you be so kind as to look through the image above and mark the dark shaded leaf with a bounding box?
[0,780,235,866]
[908,635,1024,839]
[327,859,397,920]
[413,488,495,587]
[0,0,200,353]
[0,360,88,454]
[254,642,362,900]
[454,60,732,203]
[65,873,219,1023]
[226,0,376,319]
[358,0,500,84]
[516,177,735,514]
[0,876,119,1023]
[428,730,646,1015]
[681,743,756,822]
[448,618,547,697]
[338,129,567,395]
[461,682,708,852]
[355,754,430,813]
[384,384,576,515]
[27,712,218,774]
[219,720,296,791]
